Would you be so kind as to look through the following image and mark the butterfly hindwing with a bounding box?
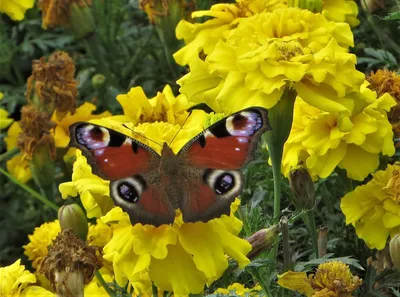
[178,107,270,222]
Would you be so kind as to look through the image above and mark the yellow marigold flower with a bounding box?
[178,7,362,114]
[341,163,400,250]
[0,92,14,129]
[0,92,13,128]
[0,259,53,297]
[116,85,191,126]
[23,220,61,269]
[0,0,34,21]
[174,0,286,66]
[4,122,32,183]
[282,81,396,181]
[214,283,262,296]
[59,149,113,218]
[101,200,251,295]
[322,0,360,27]
[278,261,362,297]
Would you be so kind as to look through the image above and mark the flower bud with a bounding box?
[70,3,95,39]
[289,167,315,210]
[389,234,400,270]
[58,204,88,241]
[246,224,280,259]
[91,74,106,89]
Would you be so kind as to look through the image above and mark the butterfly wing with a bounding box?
[177,107,270,223]
[69,123,176,226]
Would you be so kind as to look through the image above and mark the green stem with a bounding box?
[152,284,158,297]
[0,147,19,162]
[250,266,270,297]
[302,211,319,258]
[95,271,116,297]
[281,217,290,272]
[265,88,297,224]
[0,167,58,211]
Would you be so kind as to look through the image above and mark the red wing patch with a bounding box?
[69,122,159,180]
[180,108,270,170]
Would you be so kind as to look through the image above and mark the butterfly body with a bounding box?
[69,107,270,226]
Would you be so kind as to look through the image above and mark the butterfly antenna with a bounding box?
[122,124,163,148]
[169,111,193,147]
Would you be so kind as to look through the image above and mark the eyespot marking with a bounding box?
[111,176,146,206]
[226,111,263,137]
[203,169,242,197]
[76,124,110,149]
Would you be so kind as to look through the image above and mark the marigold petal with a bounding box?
[277,271,314,297]
[338,145,379,181]
[149,243,207,295]
[178,222,228,280]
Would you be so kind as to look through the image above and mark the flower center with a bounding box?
[276,40,304,61]
[384,167,400,203]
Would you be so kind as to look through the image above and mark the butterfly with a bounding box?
[69,107,270,227]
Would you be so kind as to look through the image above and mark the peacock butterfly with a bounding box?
[68,107,270,226]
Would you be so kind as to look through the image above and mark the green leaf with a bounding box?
[384,11,400,20]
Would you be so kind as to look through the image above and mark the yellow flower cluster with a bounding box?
[177,7,362,114]
[282,82,396,181]
[174,0,359,66]
[341,163,400,250]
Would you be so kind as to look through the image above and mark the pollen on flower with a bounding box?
[276,40,304,61]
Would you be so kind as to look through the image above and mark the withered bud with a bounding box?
[40,229,102,297]
[27,51,77,120]
[246,225,280,259]
[389,234,400,270]
[58,204,88,241]
[289,167,315,210]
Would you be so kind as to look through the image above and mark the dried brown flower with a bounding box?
[17,105,56,160]
[367,69,400,124]
[40,229,102,297]
[27,51,77,120]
